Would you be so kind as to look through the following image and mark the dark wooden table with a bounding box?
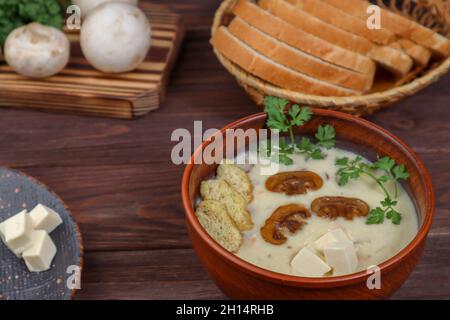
[1,0,449,299]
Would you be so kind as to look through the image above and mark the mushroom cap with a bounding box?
[4,23,70,78]
[73,0,139,18]
[80,2,151,73]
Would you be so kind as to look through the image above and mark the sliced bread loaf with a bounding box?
[397,39,432,67]
[232,0,375,76]
[368,46,413,76]
[195,200,243,252]
[211,26,362,96]
[228,17,374,92]
[259,0,373,54]
[285,0,396,45]
[321,0,450,57]
[259,0,413,76]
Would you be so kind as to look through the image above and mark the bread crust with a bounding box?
[397,39,432,67]
[368,46,413,76]
[232,0,376,76]
[322,0,450,57]
[228,18,374,91]
[259,0,374,55]
[259,0,413,75]
[211,27,362,96]
[286,0,396,45]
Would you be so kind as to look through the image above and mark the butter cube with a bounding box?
[291,246,331,277]
[22,230,57,272]
[3,210,33,256]
[314,228,350,252]
[29,204,62,233]
[324,241,358,276]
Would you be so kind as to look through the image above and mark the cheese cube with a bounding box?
[22,230,57,272]
[2,210,33,256]
[1,220,24,258]
[29,204,62,233]
[0,221,5,242]
[324,241,358,276]
[314,228,350,252]
[291,246,331,277]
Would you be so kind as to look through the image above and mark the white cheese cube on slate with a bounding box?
[29,204,62,233]
[22,230,57,272]
[314,228,351,252]
[1,220,25,258]
[3,210,33,256]
[0,221,5,242]
[291,246,331,277]
[324,241,358,276]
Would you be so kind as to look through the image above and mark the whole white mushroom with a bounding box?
[80,2,151,73]
[4,23,70,78]
[72,0,139,18]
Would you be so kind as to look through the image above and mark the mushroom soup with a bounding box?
[235,147,419,277]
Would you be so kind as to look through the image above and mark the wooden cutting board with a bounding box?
[0,7,184,119]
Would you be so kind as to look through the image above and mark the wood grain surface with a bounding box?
[0,0,448,300]
[0,5,184,119]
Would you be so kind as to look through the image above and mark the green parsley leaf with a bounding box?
[263,96,335,166]
[374,156,395,171]
[289,105,312,127]
[297,137,325,160]
[278,153,294,165]
[381,197,398,207]
[336,155,410,225]
[377,175,389,183]
[315,125,336,149]
[264,97,290,132]
[386,209,402,225]
[393,164,409,181]
[366,207,385,224]
[335,157,349,166]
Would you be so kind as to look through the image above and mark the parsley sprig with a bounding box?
[264,97,335,165]
[335,156,409,225]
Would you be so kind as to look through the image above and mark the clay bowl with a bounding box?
[182,109,435,300]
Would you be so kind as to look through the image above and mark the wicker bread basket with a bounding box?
[212,0,450,116]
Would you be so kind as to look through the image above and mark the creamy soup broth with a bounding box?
[235,147,419,276]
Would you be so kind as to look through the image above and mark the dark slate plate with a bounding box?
[0,168,83,300]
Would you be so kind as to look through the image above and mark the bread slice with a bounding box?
[321,0,450,57]
[259,0,412,75]
[259,0,373,55]
[368,46,413,76]
[217,163,254,203]
[200,179,254,231]
[232,0,375,76]
[228,18,373,92]
[211,27,362,96]
[397,39,432,67]
[195,200,243,252]
[285,0,396,45]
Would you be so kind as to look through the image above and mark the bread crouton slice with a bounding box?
[195,200,243,252]
[200,179,254,231]
[217,164,254,203]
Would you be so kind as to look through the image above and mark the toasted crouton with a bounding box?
[217,164,254,203]
[200,179,253,231]
[195,200,243,252]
